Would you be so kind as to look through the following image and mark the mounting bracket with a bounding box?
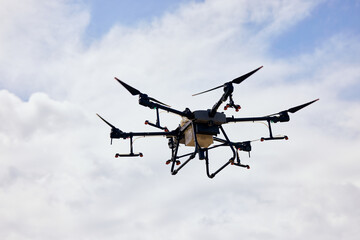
[145,107,168,131]
[260,119,288,141]
[115,135,143,158]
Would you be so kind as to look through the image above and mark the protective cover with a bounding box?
[181,118,213,148]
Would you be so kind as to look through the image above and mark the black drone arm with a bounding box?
[226,116,272,123]
[226,115,290,141]
[115,77,194,119]
[97,113,177,139]
[139,97,193,119]
[110,130,178,158]
[97,113,178,157]
[118,130,178,138]
[226,99,319,123]
[97,113,177,136]
[226,99,319,140]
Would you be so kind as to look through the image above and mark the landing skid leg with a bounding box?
[172,150,197,175]
[204,149,232,178]
[168,134,198,175]
[203,126,236,178]
[170,137,180,173]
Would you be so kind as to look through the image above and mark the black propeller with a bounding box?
[114,77,170,107]
[96,113,123,142]
[268,98,319,122]
[271,98,319,116]
[192,66,263,96]
[96,113,118,129]
[287,98,319,113]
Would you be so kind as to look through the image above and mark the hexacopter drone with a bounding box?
[97,66,318,178]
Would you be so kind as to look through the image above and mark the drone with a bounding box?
[97,66,318,178]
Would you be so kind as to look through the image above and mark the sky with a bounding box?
[0,0,360,239]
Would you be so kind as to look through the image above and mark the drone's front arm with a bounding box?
[97,113,179,157]
[138,95,193,119]
[115,77,194,119]
[111,130,178,158]
[113,130,178,139]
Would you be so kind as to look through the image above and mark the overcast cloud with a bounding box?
[0,0,359,239]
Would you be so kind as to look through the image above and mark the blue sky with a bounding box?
[85,0,203,40]
[271,0,360,57]
[0,1,360,239]
[84,0,360,58]
[81,0,360,103]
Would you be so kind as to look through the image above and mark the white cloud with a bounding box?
[0,0,360,239]
[0,0,89,98]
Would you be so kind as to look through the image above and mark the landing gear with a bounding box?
[166,125,251,178]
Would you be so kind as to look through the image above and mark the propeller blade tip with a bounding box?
[288,98,320,113]
[309,98,320,104]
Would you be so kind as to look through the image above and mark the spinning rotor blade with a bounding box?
[287,98,319,113]
[268,98,319,117]
[231,66,263,84]
[192,66,263,96]
[96,114,124,143]
[114,77,170,107]
[96,113,119,130]
[115,77,141,96]
[192,85,224,96]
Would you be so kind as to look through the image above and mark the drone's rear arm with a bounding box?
[226,116,271,123]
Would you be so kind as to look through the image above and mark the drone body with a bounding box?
[97,66,318,178]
